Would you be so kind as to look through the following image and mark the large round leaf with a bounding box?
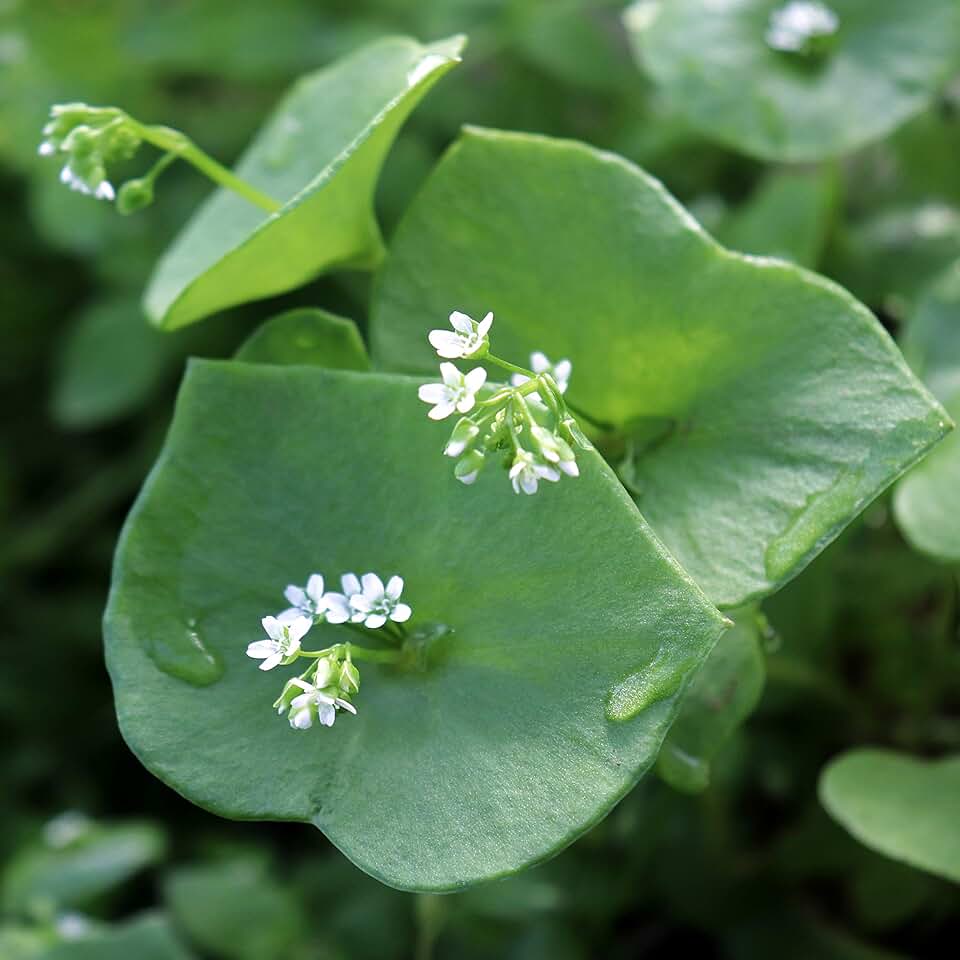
[369,127,948,607]
[623,0,960,161]
[820,749,960,884]
[104,361,726,891]
[144,35,464,330]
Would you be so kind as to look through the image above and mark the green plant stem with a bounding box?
[486,352,535,379]
[128,119,282,213]
[299,642,402,664]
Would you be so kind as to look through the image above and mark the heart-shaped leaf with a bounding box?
[144,35,464,331]
[623,0,960,161]
[657,607,766,793]
[820,749,960,884]
[235,308,369,370]
[104,361,726,891]
[369,127,948,607]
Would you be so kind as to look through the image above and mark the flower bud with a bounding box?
[117,177,154,215]
[444,418,480,458]
[455,449,485,485]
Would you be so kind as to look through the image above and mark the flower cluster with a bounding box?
[38,103,148,205]
[418,311,591,495]
[766,1,839,56]
[246,571,411,731]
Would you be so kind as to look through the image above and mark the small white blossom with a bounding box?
[38,140,55,156]
[58,163,114,202]
[511,351,572,400]
[531,425,579,477]
[428,310,493,359]
[279,573,327,622]
[766,1,839,53]
[509,449,560,496]
[418,363,487,421]
[288,663,357,730]
[323,572,366,624]
[351,573,412,628]
[247,615,311,671]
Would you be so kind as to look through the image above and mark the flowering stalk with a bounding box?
[419,310,591,495]
[247,571,412,732]
[38,102,281,215]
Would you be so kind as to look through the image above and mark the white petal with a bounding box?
[511,373,529,387]
[521,473,538,495]
[391,603,412,623]
[428,400,456,420]
[429,331,465,358]
[350,609,368,623]
[286,616,313,643]
[351,595,373,613]
[259,651,283,671]
[261,616,283,640]
[464,367,487,392]
[361,572,384,598]
[284,584,306,608]
[38,140,55,156]
[559,459,579,477]
[553,360,572,388]
[319,704,336,726]
[458,470,479,485]
[385,575,404,600]
[449,311,473,334]
[335,698,357,715]
[95,180,115,201]
[341,573,361,596]
[418,382,446,404]
[306,574,325,604]
[508,461,524,479]
[324,594,350,623]
[277,607,301,623]
[511,474,522,494]
[439,362,463,387]
[539,465,561,483]
[456,394,475,414]
[477,312,493,337]
[530,351,549,372]
[444,438,467,457]
[314,660,334,688]
[291,707,313,730]
[364,613,388,629]
[246,640,274,659]
[291,692,314,709]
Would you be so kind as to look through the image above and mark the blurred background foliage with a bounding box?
[1,0,958,957]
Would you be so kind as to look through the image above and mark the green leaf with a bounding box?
[894,265,960,562]
[894,390,960,563]
[624,0,960,161]
[51,298,175,429]
[718,168,837,268]
[820,749,960,884]
[235,308,369,370]
[104,361,727,891]
[165,859,304,960]
[37,914,193,960]
[369,127,948,607]
[657,607,766,793]
[2,821,166,913]
[144,35,464,331]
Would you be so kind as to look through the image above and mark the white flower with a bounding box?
[279,573,327,622]
[531,425,579,478]
[38,140,55,156]
[509,449,560,496]
[511,351,572,400]
[766,1,839,53]
[418,363,487,421]
[287,664,357,730]
[246,615,311,671]
[351,573,412,628]
[58,163,114,202]
[428,310,493,359]
[323,572,366,624]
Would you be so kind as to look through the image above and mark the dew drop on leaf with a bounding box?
[143,617,224,686]
[605,647,697,722]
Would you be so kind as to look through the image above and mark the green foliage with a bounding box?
[104,361,726,890]
[820,749,960,884]
[235,309,369,370]
[37,914,193,960]
[145,35,464,330]
[370,126,948,607]
[625,0,960,161]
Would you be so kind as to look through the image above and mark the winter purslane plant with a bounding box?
[42,29,956,894]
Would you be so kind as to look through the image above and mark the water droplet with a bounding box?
[605,647,695,722]
[146,618,224,686]
[265,114,303,170]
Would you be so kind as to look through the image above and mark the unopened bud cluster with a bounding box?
[419,311,591,495]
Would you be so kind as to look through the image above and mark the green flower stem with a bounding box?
[126,119,282,214]
[485,353,535,379]
[299,642,402,664]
